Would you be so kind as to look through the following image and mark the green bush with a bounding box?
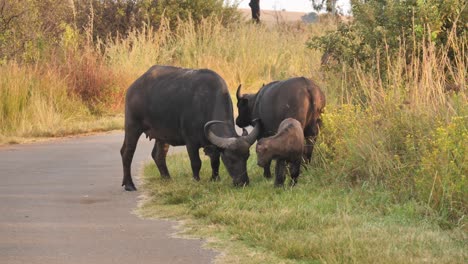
[314,101,467,225]
[415,116,468,222]
[308,0,467,73]
[0,0,241,61]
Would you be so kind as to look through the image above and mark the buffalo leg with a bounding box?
[274,159,286,187]
[204,146,220,181]
[210,149,220,181]
[303,124,318,164]
[263,160,272,178]
[120,125,142,191]
[152,140,171,179]
[289,160,301,186]
[303,136,315,163]
[186,144,202,181]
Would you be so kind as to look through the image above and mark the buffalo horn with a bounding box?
[204,121,237,149]
[236,84,242,100]
[243,120,261,145]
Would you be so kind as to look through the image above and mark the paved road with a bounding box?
[0,131,217,264]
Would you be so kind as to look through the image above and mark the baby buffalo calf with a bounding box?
[256,118,304,187]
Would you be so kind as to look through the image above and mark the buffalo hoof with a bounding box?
[263,172,272,179]
[274,180,285,187]
[193,176,201,182]
[210,175,220,182]
[233,180,249,187]
[124,184,137,191]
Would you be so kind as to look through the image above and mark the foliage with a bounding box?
[0,16,331,142]
[308,0,467,73]
[316,103,467,225]
[0,0,240,60]
[0,0,72,61]
[416,116,468,224]
[142,0,241,30]
[310,0,338,14]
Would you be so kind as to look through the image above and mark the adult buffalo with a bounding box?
[121,65,260,191]
[235,77,326,178]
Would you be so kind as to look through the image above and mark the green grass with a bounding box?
[0,115,123,145]
[139,151,467,263]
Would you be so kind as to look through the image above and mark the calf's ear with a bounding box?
[256,143,267,152]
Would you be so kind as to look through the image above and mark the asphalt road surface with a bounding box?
[0,131,218,264]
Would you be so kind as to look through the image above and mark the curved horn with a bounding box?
[204,121,237,149]
[236,84,242,100]
[243,119,262,145]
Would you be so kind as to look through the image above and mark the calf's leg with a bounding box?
[303,123,319,164]
[289,160,301,186]
[263,160,272,178]
[274,159,286,187]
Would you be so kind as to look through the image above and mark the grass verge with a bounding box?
[0,113,123,145]
[138,151,467,263]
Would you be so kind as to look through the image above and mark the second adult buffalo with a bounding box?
[120,65,260,191]
[236,77,326,178]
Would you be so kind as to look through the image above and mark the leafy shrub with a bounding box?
[314,101,467,225]
[415,116,467,222]
[0,0,240,61]
[308,0,467,73]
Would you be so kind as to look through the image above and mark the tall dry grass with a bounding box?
[103,16,334,93]
[1,16,335,142]
[0,63,89,137]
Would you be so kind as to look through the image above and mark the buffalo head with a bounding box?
[235,85,256,128]
[255,138,274,167]
[204,120,260,186]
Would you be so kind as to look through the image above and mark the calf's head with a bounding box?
[204,120,260,186]
[255,139,274,167]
